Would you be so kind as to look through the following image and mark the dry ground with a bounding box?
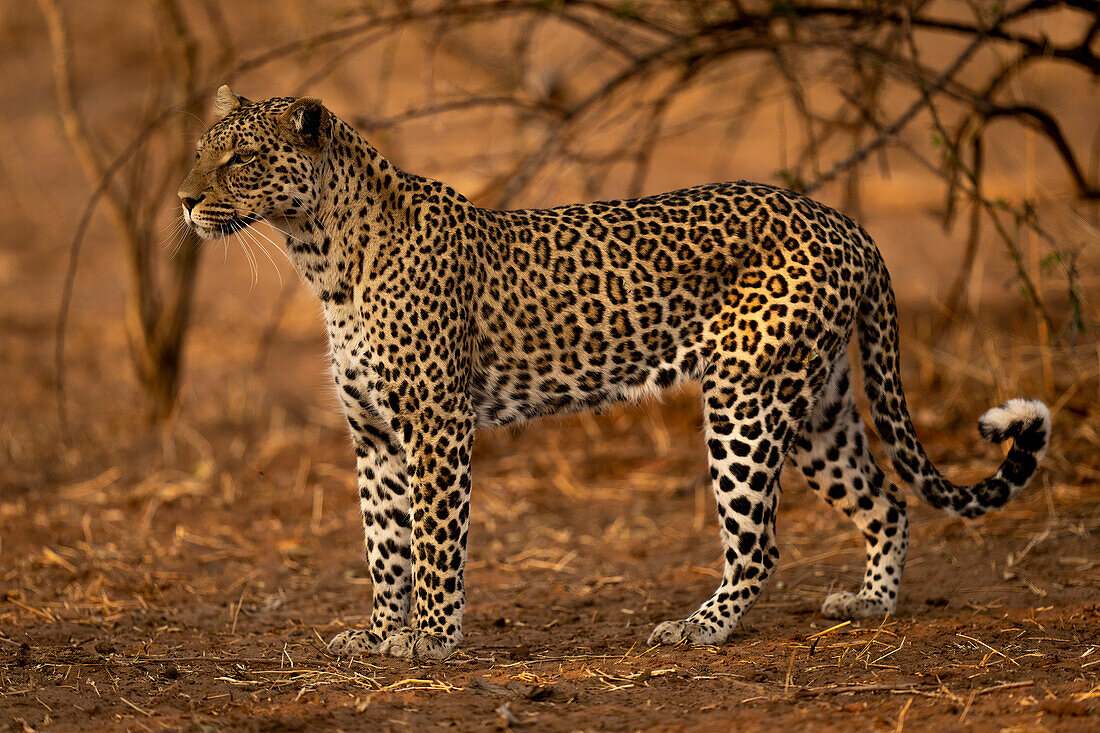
[2,355,1098,731]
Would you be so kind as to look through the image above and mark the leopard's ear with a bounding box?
[212,85,251,119]
[280,97,332,150]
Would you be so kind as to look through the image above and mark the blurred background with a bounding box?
[1,1,1098,729]
[4,0,1097,477]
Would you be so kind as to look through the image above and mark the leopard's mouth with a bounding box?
[217,218,248,236]
[186,213,251,240]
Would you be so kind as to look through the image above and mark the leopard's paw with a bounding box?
[378,628,456,660]
[647,619,722,646]
[326,629,382,657]
[821,591,894,620]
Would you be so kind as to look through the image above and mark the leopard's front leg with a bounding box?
[377,410,474,660]
[327,429,412,657]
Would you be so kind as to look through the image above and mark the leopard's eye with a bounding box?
[228,151,256,166]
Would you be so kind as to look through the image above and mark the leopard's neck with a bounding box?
[279,119,408,303]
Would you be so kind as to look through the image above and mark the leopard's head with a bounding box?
[178,86,332,239]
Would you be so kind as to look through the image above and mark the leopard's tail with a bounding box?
[855,247,1051,518]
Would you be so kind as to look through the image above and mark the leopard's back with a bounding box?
[466,181,867,427]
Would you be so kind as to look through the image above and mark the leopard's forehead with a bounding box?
[197,96,296,153]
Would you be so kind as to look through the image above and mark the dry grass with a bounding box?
[1,350,1096,729]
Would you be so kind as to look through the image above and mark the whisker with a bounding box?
[287,203,326,238]
[169,228,195,260]
[161,216,188,253]
[248,225,295,276]
[245,216,313,288]
[252,214,309,247]
[246,234,260,290]
[258,219,325,288]
[160,214,187,234]
[305,208,327,235]
[170,107,210,135]
[235,231,259,290]
[163,228,185,259]
[241,225,284,290]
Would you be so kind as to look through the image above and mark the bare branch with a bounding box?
[803,8,1007,194]
[982,104,1100,200]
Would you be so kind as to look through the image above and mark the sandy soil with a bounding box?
[2,376,1098,731]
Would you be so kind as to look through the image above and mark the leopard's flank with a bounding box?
[179,87,1051,660]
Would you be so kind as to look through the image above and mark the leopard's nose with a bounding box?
[179,193,205,212]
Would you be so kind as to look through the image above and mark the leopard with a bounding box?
[178,86,1051,660]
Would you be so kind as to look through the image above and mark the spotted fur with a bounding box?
[179,89,1052,660]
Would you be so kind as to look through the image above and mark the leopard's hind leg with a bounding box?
[788,356,909,619]
[648,356,826,646]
